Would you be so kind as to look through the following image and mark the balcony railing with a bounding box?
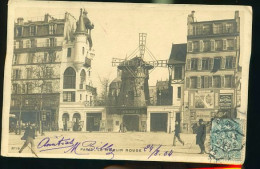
[14,41,63,49]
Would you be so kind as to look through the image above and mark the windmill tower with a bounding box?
[112,33,168,107]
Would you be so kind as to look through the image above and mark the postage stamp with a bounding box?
[209,118,244,162]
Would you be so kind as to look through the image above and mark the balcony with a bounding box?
[86,85,97,95]
[84,57,91,68]
[14,41,63,52]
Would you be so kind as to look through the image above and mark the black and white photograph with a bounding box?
[1,1,252,164]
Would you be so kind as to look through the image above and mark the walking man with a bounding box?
[19,123,36,154]
[196,119,206,154]
[173,121,184,146]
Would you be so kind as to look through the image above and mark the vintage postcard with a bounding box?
[1,1,252,164]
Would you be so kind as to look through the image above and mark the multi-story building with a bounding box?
[10,9,99,132]
[182,11,241,133]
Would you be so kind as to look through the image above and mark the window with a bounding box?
[63,91,75,102]
[13,69,21,79]
[190,77,197,89]
[27,83,32,94]
[188,42,192,52]
[213,24,223,34]
[213,76,221,88]
[45,82,52,93]
[193,41,199,52]
[202,58,209,70]
[67,48,71,57]
[19,40,23,49]
[44,53,48,63]
[29,25,36,36]
[49,52,56,63]
[212,57,221,72]
[227,39,235,50]
[26,40,31,48]
[215,40,223,51]
[13,54,18,65]
[204,41,210,52]
[226,56,233,69]
[174,66,182,80]
[225,23,234,33]
[200,76,204,88]
[225,75,232,88]
[50,38,56,47]
[16,27,22,37]
[80,70,86,83]
[88,70,91,77]
[45,67,53,78]
[63,67,76,89]
[177,87,181,99]
[12,84,18,94]
[28,53,34,64]
[49,24,57,35]
[82,47,85,55]
[80,94,82,100]
[202,25,211,35]
[191,59,198,70]
[29,39,35,48]
[26,68,32,79]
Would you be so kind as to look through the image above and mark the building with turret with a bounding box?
[10,9,100,132]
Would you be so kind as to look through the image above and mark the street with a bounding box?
[8,131,210,160]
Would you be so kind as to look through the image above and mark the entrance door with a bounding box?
[123,115,139,131]
[86,113,102,132]
[150,113,168,132]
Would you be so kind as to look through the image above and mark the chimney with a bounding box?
[235,11,239,19]
[187,11,195,24]
[17,17,24,25]
[44,14,50,22]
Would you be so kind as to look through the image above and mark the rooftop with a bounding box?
[168,43,187,65]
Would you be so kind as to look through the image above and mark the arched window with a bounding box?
[80,70,86,83]
[73,113,81,122]
[62,113,69,122]
[63,67,76,89]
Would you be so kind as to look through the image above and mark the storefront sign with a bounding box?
[219,95,232,109]
[196,111,211,121]
[194,91,214,109]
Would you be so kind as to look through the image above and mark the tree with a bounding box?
[97,75,111,106]
[26,55,56,135]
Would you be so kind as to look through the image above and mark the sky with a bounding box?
[13,2,243,95]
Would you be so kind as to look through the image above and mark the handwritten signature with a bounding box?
[144,144,173,159]
[37,136,115,159]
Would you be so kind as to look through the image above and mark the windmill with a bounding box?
[112,33,168,107]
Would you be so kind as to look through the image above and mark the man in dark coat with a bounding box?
[196,119,206,154]
[19,123,36,154]
[173,121,184,146]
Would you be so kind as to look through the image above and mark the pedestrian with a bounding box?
[173,121,184,146]
[196,119,206,154]
[19,123,36,154]
[119,123,123,132]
